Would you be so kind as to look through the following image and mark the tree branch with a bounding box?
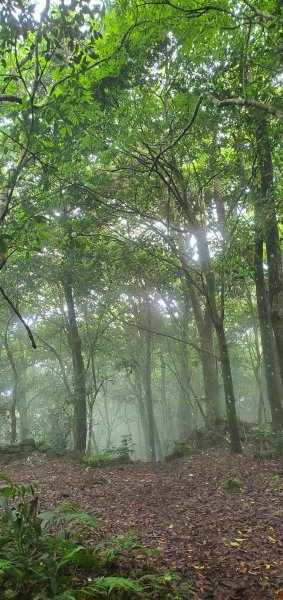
[150,94,204,169]
[0,95,22,104]
[242,0,283,24]
[207,94,283,120]
[117,317,219,358]
[0,287,36,349]
[150,92,282,168]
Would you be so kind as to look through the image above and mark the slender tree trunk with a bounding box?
[153,418,163,460]
[160,353,169,441]
[63,272,87,451]
[178,326,194,435]
[245,285,268,425]
[133,368,150,458]
[256,117,283,385]
[215,322,242,453]
[257,369,267,425]
[4,330,18,443]
[143,300,156,461]
[87,399,95,454]
[178,233,221,424]
[91,428,100,453]
[200,312,224,423]
[254,237,283,429]
[17,373,29,440]
[193,225,242,452]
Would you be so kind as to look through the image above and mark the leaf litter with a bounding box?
[3,447,283,599]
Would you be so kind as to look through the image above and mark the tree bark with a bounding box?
[193,224,242,452]
[254,237,283,429]
[17,369,29,440]
[177,233,221,424]
[214,321,242,453]
[256,117,283,386]
[153,418,163,460]
[133,367,151,459]
[143,299,156,461]
[62,271,87,451]
[4,333,18,443]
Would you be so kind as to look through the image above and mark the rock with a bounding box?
[197,430,225,449]
[44,448,59,458]
[36,440,51,453]
[20,438,36,447]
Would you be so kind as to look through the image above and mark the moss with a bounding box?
[225,478,244,491]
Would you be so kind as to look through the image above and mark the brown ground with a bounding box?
[2,447,283,599]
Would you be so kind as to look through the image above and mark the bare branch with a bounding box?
[117,316,218,358]
[0,94,22,104]
[150,95,204,169]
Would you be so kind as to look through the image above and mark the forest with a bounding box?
[0,1,282,599]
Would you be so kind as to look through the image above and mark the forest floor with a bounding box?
[3,447,283,599]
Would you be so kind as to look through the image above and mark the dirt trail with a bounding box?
[3,448,283,599]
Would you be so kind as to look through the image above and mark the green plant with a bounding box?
[84,435,135,468]
[0,475,184,599]
[249,427,283,457]
[118,435,135,460]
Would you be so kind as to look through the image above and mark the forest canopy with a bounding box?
[0,0,282,459]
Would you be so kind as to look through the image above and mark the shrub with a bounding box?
[249,427,283,457]
[0,474,184,599]
[84,435,135,468]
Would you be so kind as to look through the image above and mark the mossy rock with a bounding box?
[44,448,59,458]
[36,440,51,453]
[225,478,244,492]
[19,438,36,447]
[197,430,225,449]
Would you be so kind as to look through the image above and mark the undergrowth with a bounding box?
[0,474,188,599]
[249,427,283,457]
[83,435,135,468]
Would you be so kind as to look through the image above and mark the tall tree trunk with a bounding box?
[200,307,224,423]
[160,353,172,443]
[17,370,29,440]
[254,237,283,429]
[132,367,151,459]
[91,428,100,453]
[63,272,87,451]
[87,399,94,454]
[256,117,283,385]
[214,321,242,453]
[178,233,221,424]
[153,418,163,460]
[4,329,18,443]
[143,300,156,462]
[194,224,242,452]
[178,310,195,435]
[245,285,268,425]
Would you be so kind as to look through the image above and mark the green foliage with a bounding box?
[84,435,135,467]
[249,427,283,457]
[0,475,182,599]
